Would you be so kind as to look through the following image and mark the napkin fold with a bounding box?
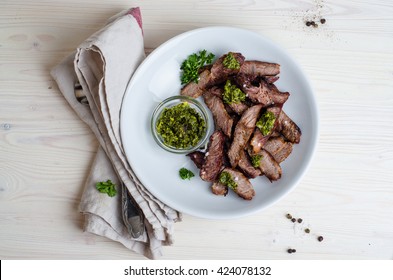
[50,7,181,259]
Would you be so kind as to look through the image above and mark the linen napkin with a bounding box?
[50,7,181,259]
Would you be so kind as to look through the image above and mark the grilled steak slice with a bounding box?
[238,149,262,178]
[235,73,272,106]
[263,136,293,163]
[211,181,228,196]
[277,111,302,144]
[187,151,205,169]
[203,89,234,138]
[268,83,290,105]
[264,75,280,84]
[208,85,248,115]
[250,128,269,153]
[221,167,255,200]
[200,131,225,182]
[228,102,249,115]
[181,69,211,98]
[250,105,282,153]
[255,150,282,181]
[210,52,245,84]
[239,60,280,77]
[228,104,263,167]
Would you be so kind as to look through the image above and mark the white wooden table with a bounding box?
[1,0,392,259]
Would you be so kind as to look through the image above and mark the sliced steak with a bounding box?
[210,52,245,84]
[250,128,269,153]
[221,167,255,200]
[208,85,248,115]
[268,83,290,105]
[255,150,282,181]
[263,136,293,163]
[277,111,302,144]
[264,75,280,84]
[238,149,262,178]
[203,89,234,138]
[228,104,263,167]
[200,131,225,182]
[239,60,280,77]
[235,73,272,106]
[228,102,249,115]
[186,151,205,169]
[181,69,211,98]
[211,181,228,196]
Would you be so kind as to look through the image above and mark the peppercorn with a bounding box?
[286,213,292,219]
[291,218,296,223]
[297,218,303,223]
[287,248,296,254]
[318,236,324,242]
[305,228,310,233]
[320,18,326,24]
[306,21,312,26]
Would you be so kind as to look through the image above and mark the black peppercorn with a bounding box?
[297,218,303,223]
[291,218,296,223]
[305,228,310,233]
[318,236,324,242]
[320,18,326,24]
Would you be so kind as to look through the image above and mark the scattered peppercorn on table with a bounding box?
[1,0,393,260]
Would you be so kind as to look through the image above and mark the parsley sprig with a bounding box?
[180,50,215,84]
[96,180,117,197]
[179,168,195,180]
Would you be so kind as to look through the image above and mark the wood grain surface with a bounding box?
[1,0,392,259]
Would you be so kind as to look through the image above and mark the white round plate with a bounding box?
[120,26,318,219]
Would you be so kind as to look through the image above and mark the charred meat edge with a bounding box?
[186,151,205,169]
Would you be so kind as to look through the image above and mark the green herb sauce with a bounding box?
[223,52,241,70]
[156,102,206,149]
[251,154,263,168]
[219,171,238,191]
[223,80,246,104]
[256,111,276,136]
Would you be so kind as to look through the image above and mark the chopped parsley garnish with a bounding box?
[179,168,195,180]
[256,111,276,136]
[156,102,206,149]
[96,180,117,197]
[251,154,263,168]
[223,80,246,104]
[180,50,215,84]
[218,171,237,191]
[222,52,240,70]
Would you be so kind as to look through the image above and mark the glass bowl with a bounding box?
[151,95,210,154]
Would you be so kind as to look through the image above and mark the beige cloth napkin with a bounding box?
[50,7,181,259]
